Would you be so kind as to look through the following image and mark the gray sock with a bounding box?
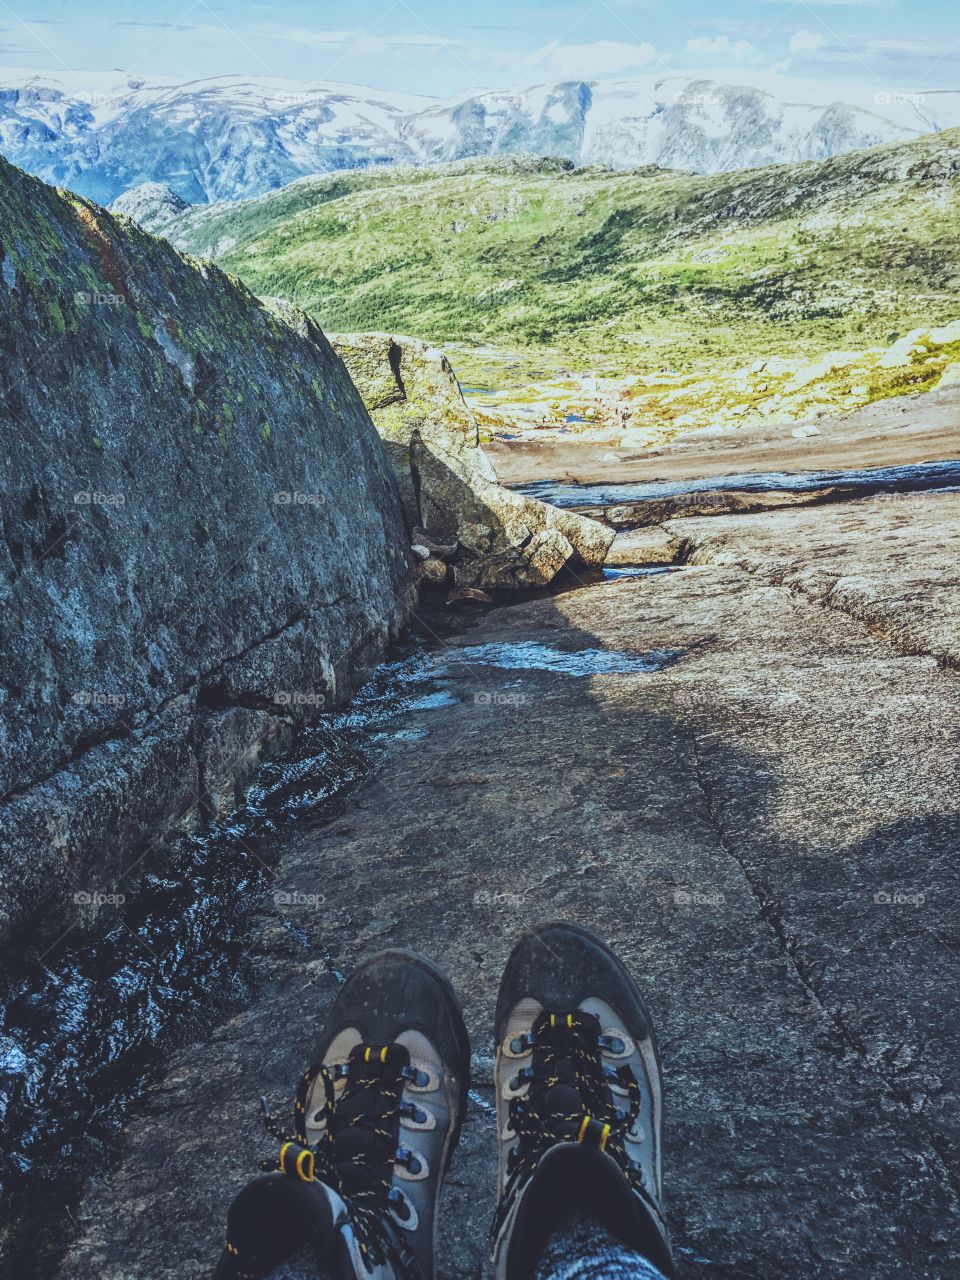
[534,1214,669,1280]
[264,1245,327,1280]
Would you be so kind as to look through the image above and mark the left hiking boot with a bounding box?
[491,921,676,1280]
[214,950,470,1280]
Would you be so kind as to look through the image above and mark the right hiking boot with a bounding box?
[491,921,675,1280]
[214,949,470,1280]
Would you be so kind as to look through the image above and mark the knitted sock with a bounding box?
[263,1214,669,1280]
[533,1213,669,1280]
[263,1246,327,1280]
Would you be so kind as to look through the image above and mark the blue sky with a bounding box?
[1,0,958,97]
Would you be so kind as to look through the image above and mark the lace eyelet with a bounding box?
[502,1066,533,1099]
[597,1034,627,1055]
[395,1145,428,1181]
[400,1064,433,1090]
[399,1100,435,1131]
[387,1186,419,1229]
[506,1033,535,1056]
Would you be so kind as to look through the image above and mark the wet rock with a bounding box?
[0,159,412,943]
[195,708,295,820]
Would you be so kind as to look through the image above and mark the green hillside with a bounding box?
[155,134,960,382]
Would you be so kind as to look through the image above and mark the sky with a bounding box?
[1,0,958,100]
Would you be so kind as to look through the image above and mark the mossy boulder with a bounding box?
[0,157,412,942]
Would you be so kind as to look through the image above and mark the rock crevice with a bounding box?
[331,333,614,590]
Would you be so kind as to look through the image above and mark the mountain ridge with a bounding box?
[3,67,959,204]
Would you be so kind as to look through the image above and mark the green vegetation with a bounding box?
[162,139,960,387]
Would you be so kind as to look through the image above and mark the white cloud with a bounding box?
[687,35,753,57]
[529,39,658,77]
[254,27,358,48]
[789,30,828,54]
[254,27,465,53]
[758,0,893,6]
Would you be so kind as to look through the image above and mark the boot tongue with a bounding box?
[331,1045,408,1195]
[531,1011,603,1141]
[542,1053,585,1140]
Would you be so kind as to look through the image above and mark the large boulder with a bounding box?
[0,158,413,943]
[331,333,614,588]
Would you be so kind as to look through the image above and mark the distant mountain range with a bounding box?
[2,67,959,205]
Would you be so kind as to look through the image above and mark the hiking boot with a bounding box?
[491,921,675,1280]
[214,950,470,1280]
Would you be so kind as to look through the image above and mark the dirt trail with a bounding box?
[62,490,960,1279]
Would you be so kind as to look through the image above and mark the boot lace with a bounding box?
[495,1009,646,1234]
[259,1041,424,1279]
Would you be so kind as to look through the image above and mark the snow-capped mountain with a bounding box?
[2,67,958,205]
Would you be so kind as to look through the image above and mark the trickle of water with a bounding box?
[445,640,684,676]
[603,566,682,580]
[516,459,960,508]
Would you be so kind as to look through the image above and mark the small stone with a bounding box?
[410,543,431,561]
[420,557,448,585]
[605,505,638,528]
[446,587,493,607]
[411,527,458,558]
[458,522,494,555]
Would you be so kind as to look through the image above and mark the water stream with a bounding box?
[514,458,960,508]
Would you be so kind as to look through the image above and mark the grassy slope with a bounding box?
[159,136,960,384]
